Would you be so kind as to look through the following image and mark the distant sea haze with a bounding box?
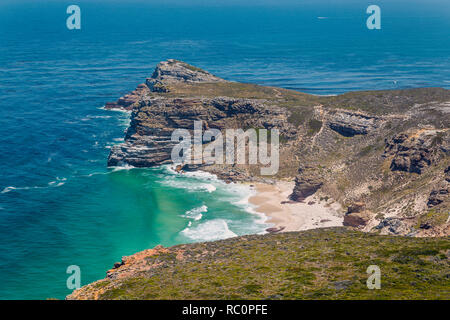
[0,1,448,299]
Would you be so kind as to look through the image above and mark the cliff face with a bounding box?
[107,96,292,169]
[105,60,450,237]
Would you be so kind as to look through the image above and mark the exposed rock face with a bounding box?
[108,96,293,167]
[346,202,365,214]
[105,59,225,109]
[327,110,381,137]
[145,59,225,93]
[343,214,368,228]
[384,129,448,174]
[428,182,449,207]
[375,217,405,235]
[289,166,323,202]
[149,59,225,84]
[427,166,450,208]
[103,60,450,237]
[105,83,150,110]
[343,202,369,227]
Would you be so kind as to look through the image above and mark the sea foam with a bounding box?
[183,205,208,221]
[181,219,237,242]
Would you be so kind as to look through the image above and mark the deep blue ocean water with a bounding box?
[0,0,448,299]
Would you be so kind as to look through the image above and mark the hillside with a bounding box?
[67,228,450,300]
[67,61,450,299]
[105,59,449,237]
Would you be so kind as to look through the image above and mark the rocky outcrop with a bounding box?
[343,202,369,227]
[289,166,323,202]
[105,83,150,111]
[149,59,225,84]
[108,96,293,167]
[427,166,450,208]
[427,182,449,207]
[346,202,365,214]
[375,217,405,235]
[384,129,448,174]
[327,110,381,137]
[105,59,225,110]
[146,59,225,93]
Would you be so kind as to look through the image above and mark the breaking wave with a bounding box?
[1,177,67,194]
[181,219,237,242]
[183,205,208,221]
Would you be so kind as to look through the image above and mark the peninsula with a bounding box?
[68,60,449,299]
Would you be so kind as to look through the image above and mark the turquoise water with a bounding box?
[0,0,449,299]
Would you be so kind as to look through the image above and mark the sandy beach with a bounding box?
[249,181,344,232]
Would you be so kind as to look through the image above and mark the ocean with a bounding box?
[0,0,448,299]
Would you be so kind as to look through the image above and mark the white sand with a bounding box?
[248,181,343,232]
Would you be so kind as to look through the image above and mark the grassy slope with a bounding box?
[75,228,449,300]
[157,82,450,115]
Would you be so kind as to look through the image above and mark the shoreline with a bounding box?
[248,181,344,232]
[163,164,344,234]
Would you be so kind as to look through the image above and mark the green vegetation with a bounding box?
[180,62,209,74]
[74,228,450,300]
[307,119,323,135]
[417,210,449,228]
[358,145,374,157]
[320,88,450,115]
[431,131,445,146]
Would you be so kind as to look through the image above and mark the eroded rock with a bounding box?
[384,129,448,174]
[149,59,225,85]
[327,110,381,137]
[108,96,293,168]
[289,166,323,202]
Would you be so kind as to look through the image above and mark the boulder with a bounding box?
[346,202,365,214]
[375,217,403,234]
[343,212,369,227]
[343,202,369,227]
[289,172,323,202]
[266,226,285,233]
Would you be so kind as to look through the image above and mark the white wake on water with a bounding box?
[183,205,208,221]
[1,177,67,194]
[161,164,269,241]
[181,219,237,241]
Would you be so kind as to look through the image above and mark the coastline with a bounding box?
[248,181,344,232]
[169,165,344,236]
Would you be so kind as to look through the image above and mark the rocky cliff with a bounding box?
[104,60,449,237]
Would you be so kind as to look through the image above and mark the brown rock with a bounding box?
[346,202,365,214]
[343,213,368,227]
[384,129,448,174]
[289,166,323,202]
[427,181,449,207]
[266,226,285,233]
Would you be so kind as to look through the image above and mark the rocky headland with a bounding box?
[105,59,450,237]
[67,60,450,300]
